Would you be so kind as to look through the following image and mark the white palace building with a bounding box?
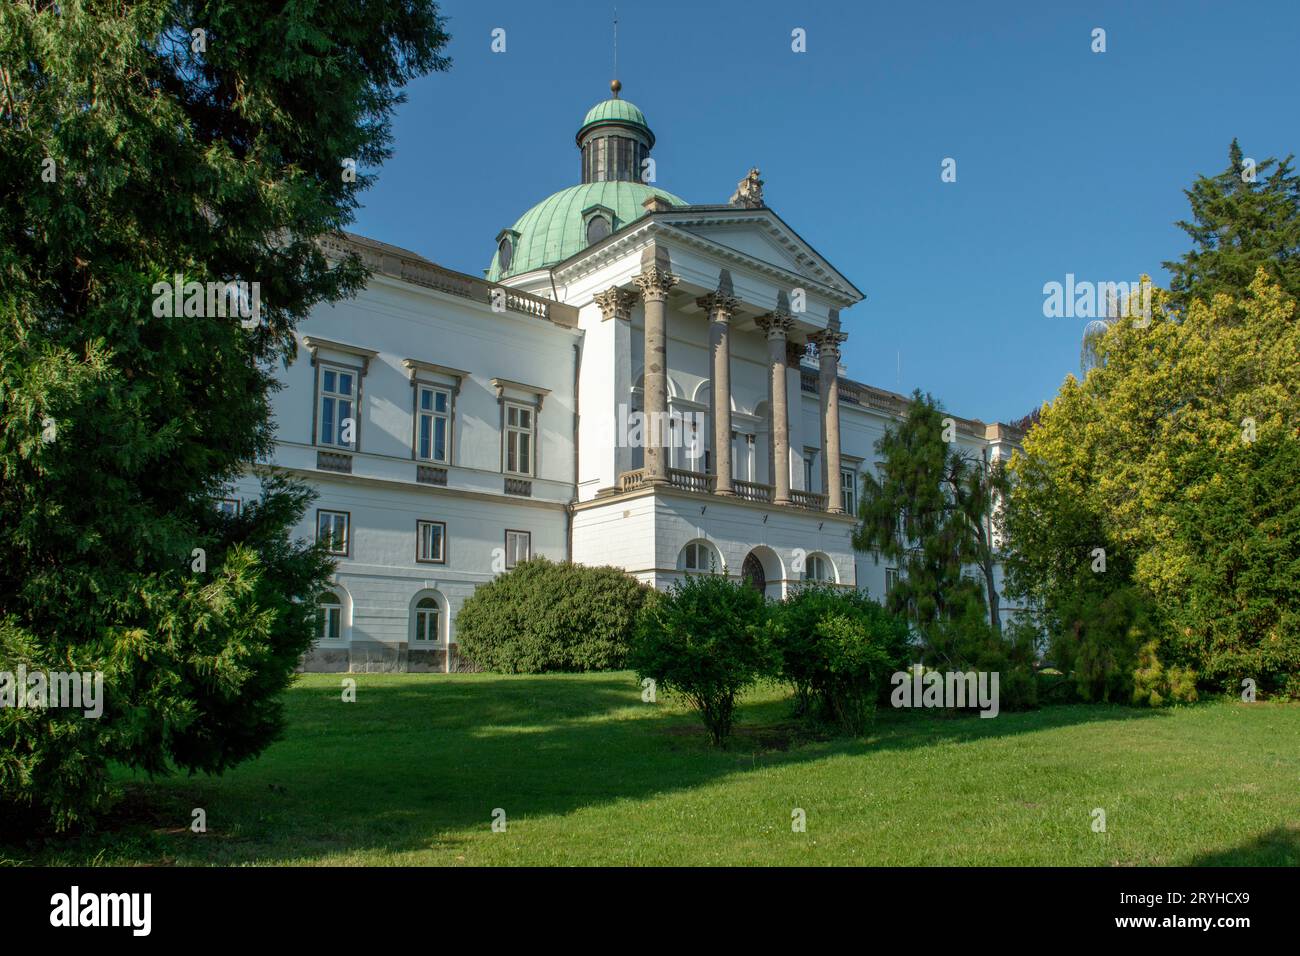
[232,83,1023,671]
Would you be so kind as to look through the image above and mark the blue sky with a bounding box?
[350,0,1299,424]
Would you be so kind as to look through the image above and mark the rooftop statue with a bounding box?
[729,168,764,208]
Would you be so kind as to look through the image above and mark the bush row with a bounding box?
[456,560,1206,748]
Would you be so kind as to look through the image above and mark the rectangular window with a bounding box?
[317,510,350,556]
[417,520,446,564]
[318,365,357,449]
[505,530,531,569]
[504,402,534,476]
[218,498,240,517]
[841,469,856,515]
[886,567,900,595]
[416,385,451,463]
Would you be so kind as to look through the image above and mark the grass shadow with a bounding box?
[5,673,1269,866]
[1188,825,1300,866]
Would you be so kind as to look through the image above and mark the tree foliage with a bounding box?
[1164,139,1300,312]
[852,392,1003,660]
[0,0,450,827]
[1003,271,1300,698]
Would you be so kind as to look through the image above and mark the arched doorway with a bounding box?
[740,546,785,600]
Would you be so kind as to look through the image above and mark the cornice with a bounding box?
[553,219,860,309]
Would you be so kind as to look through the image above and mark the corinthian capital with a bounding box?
[594,286,637,322]
[809,327,847,356]
[634,244,678,301]
[696,268,738,319]
[634,266,678,301]
[755,311,794,340]
[810,308,848,358]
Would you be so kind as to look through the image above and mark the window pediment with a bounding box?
[302,336,379,374]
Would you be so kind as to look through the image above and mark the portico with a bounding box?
[594,252,850,515]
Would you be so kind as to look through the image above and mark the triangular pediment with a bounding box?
[645,205,863,301]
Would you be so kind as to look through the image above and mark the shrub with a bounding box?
[454,558,652,672]
[905,606,1044,715]
[771,585,848,715]
[1036,668,1077,705]
[815,613,896,735]
[1050,585,1154,703]
[967,617,1041,712]
[1048,585,1207,707]
[629,574,777,747]
[1132,640,1199,707]
[772,585,910,731]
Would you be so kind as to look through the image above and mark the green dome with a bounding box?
[577,98,652,143]
[488,180,686,280]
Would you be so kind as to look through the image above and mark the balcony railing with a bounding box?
[790,489,828,511]
[620,468,648,492]
[613,470,842,512]
[620,467,714,494]
[733,479,773,503]
[668,468,713,493]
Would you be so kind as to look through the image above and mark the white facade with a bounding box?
[237,92,1023,672]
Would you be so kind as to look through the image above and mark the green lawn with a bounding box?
[11,672,1300,866]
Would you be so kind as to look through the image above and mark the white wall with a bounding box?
[249,266,580,664]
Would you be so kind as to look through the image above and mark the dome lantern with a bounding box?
[487,84,687,281]
[576,84,654,185]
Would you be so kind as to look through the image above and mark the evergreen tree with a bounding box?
[1164,139,1300,311]
[853,392,996,665]
[0,1,450,827]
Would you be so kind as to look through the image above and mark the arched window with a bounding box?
[803,553,834,583]
[318,591,342,640]
[497,236,513,272]
[585,214,610,245]
[414,596,440,643]
[679,539,719,574]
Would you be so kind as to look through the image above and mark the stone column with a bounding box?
[633,246,678,484]
[756,293,794,506]
[697,270,738,495]
[594,286,638,483]
[811,309,848,514]
[786,339,807,488]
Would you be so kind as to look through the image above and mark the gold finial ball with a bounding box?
[610,79,622,97]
